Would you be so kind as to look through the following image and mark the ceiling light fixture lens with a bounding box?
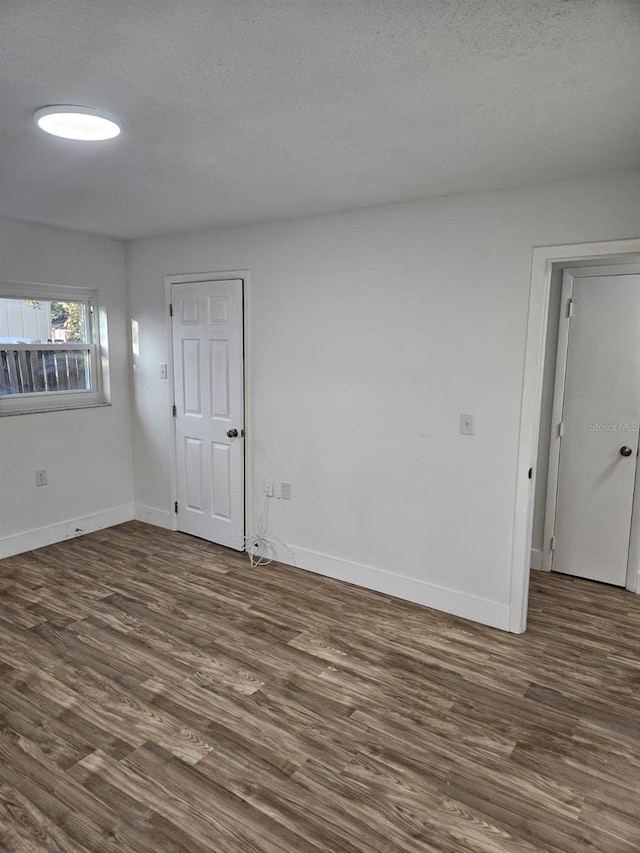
[34,105,122,141]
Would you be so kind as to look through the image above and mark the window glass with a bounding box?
[0,298,91,396]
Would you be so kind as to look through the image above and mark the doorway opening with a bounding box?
[509,239,640,634]
[534,262,640,589]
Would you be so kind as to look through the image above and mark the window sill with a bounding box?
[0,401,111,417]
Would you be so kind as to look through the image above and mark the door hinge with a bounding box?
[558,422,564,438]
[550,535,555,551]
[567,298,574,318]
[174,501,178,514]
[169,303,173,317]
[172,404,177,417]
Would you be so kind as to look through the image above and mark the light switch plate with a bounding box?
[460,413,475,436]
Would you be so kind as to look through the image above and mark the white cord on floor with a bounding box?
[228,492,294,567]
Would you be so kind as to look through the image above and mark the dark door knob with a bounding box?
[620,446,633,457]
[227,428,238,438]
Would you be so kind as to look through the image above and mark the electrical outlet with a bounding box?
[280,481,292,500]
[460,413,475,436]
[264,480,274,497]
[35,469,47,486]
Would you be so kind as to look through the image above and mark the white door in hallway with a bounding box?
[171,279,244,549]
[551,271,640,585]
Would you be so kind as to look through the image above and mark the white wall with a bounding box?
[126,171,640,630]
[0,218,133,556]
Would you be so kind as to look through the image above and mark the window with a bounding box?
[0,282,107,415]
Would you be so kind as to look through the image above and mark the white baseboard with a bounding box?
[530,548,543,571]
[0,504,135,560]
[1,508,513,630]
[282,544,510,631]
[134,504,172,529]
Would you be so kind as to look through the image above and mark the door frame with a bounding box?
[510,238,640,634]
[542,265,640,584]
[164,270,253,544]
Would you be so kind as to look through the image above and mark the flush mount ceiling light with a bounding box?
[34,105,122,141]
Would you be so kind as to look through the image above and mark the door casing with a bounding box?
[165,270,253,544]
[511,239,640,634]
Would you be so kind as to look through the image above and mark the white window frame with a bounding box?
[0,281,108,416]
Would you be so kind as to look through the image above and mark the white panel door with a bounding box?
[172,279,244,548]
[553,274,640,585]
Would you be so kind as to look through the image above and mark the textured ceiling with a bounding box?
[1,0,639,239]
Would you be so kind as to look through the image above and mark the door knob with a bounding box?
[620,446,633,457]
[227,428,238,438]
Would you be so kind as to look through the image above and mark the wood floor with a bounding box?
[0,523,639,852]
